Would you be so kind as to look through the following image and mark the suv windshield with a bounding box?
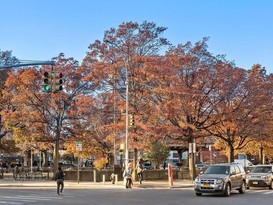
[251,166,272,173]
[204,165,230,175]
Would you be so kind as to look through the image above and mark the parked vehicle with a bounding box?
[59,163,76,170]
[143,161,152,170]
[246,165,273,189]
[195,162,207,170]
[194,163,246,197]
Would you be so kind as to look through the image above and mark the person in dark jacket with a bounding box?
[55,166,65,195]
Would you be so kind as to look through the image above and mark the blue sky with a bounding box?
[1,0,272,72]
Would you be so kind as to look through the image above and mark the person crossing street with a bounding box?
[55,166,65,195]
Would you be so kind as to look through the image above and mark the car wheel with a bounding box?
[269,180,273,190]
[196,193,202,196]
[223,183,231,197]
[238,181,246,194]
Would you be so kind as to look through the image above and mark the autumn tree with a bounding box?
[140,38,233,178]
[207,64,273,162]
[81,21,170,169]
[1,53,99,169]
[0,50,19,153]
[223,65,273,164]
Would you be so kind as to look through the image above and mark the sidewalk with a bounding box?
[0,178,194,189]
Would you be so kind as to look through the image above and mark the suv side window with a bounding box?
[234,165,241,174]
[236,164,245,174]
[230,166,236,174]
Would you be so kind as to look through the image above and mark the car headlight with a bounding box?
[246,175,251,179]
[215,179,223,184]
[195,178,201,183]
[262,175,270,179]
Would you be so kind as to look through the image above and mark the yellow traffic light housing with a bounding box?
[52,72,63,92]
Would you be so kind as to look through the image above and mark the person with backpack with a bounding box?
[123,167,133,189]
[55,166,65,195]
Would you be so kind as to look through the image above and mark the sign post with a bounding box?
[76,141,82,184]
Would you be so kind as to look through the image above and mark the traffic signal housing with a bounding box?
[129,114,135,127]
[53,72,63,92]
[42,71,52,92]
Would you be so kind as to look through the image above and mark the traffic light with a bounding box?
[42,71,52,92]
[53,72,63,92]
[129,114,135,127]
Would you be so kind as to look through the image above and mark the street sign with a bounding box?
[76,141,82,151]
[189,142,196,153]
[193,143,196,153]
[189,143,192,153]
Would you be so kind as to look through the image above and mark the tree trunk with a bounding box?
[259,146,263,164]
[42,150,48,167]
[188,137,196,180]
[227,144,234,163]
[132,148,138,181]
[178,149,182,163]
[23,151,29,166]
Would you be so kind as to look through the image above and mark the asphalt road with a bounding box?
[0,187,272,205]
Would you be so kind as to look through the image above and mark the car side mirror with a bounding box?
[230,171,236,175]
[200,171,203,175]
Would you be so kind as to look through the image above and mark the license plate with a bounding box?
[203,184,210,188]
[253,181,258,185]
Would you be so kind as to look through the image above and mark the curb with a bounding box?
[0,180,194,189]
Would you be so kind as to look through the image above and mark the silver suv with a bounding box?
[246,165,273,189]
[194,163,246,197]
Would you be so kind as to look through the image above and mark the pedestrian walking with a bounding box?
[110,173,115,184]
[123,167,133,188]
[136,158,144,185]
[55,166,65,195]
[14,165,19,180]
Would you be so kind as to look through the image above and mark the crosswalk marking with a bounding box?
[3,197,35,202]
[249,190,266,193]
[247,190,273,195]
[0,201,22,204]
[0,194,64,205]
[262,191,273,195]
[4,196,51,201]
[28,194,63,199]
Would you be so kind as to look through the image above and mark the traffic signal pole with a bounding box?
[0,60,55,69]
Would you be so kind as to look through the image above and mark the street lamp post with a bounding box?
[125,66,129,171]
[113,72,117,165]
[106,40,129,171]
